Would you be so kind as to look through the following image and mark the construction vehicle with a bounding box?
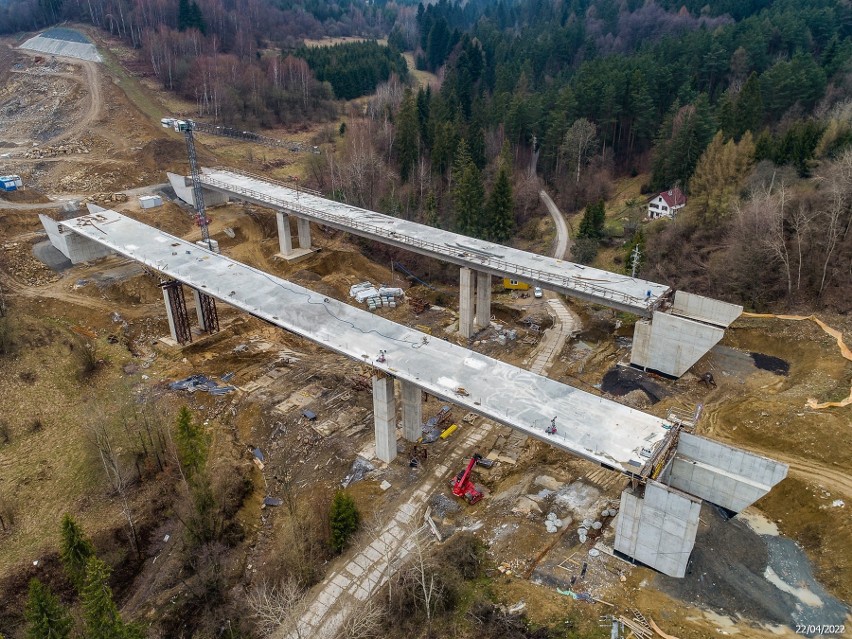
[452,453,484,504]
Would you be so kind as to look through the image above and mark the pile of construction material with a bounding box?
[85,192,128,204]
[349,281,404,310]
[23,142,90,159]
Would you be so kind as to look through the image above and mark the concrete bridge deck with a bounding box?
[60,210,670,473]
[197,168,672,316]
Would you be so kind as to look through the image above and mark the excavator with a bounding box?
[451,454,484,505]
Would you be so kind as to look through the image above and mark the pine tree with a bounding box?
[577,199,605,240]
[329,491,360,554]
[81,557,123,639]
[25,579,72,639]
[424,191,439,228]
[59,513,95,592]
[177,0,191,30]
[486,161,514,242]
[81,557,144,639]
[394,89,420,183]
[175,406,206,478]
[735,73,764,139]
[451,139,485,237]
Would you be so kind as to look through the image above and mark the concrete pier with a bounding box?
[276,211,294,256]
[191,289,208,331]
[163,286,179,343]
[459,267,475,338]
[475,270,491,329]
[372,375,397,463]
[297,217,312,250]
[400,380,422,443]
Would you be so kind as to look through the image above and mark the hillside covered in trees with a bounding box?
[1,0,850,310]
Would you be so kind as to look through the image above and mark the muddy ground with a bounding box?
[0,31,850,639]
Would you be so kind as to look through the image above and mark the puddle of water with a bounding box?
[701,610,741,634]
[751,352,790,375]
[763,566,823,608]
[739,510,780,536]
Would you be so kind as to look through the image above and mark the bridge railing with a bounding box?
[199,172,655,312]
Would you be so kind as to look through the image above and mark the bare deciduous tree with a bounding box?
[560,118,598,184]
[335,600,384,639]
[87,422,141,557]
[246,577,310,639]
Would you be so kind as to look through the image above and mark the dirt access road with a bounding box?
[5,51,103,149]
[527,190,580,376]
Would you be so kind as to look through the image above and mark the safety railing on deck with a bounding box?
[199,170,658,313]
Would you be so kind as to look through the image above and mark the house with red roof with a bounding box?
[647,187,687,219]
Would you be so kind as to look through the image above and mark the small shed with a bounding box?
[139,194,163,209]
[0,175,22,192]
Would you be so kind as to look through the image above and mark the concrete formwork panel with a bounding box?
[614,481,701,578]
[667,432,788,512]
[372,375,397,463]
[629,311,725,377]
[671,290,743,328]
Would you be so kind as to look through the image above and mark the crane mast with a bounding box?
[161,118,212,251]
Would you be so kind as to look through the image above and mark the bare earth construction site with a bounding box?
[1,28,851,639]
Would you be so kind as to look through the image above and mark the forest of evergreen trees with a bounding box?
[347,0,852,310]
[296,40,408,100]
[0,0,850,308]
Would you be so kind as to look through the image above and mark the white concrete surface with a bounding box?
[459,267,475,339]
[400,380,422,443]
[39,213,114,264]
[167,171,228,207]
[614,481,702,578]
[372,375,396,463]
[199,168,671,316]
[630,312,725,377]
[60,210,672,472]
[475,270,491,329]
[19,34,102,62]
[665,432,788,512]
[671,290,742,328]
[276,211,293,255]
[297,217,312,249]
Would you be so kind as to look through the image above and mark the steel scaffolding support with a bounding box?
[160,279,192,345]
